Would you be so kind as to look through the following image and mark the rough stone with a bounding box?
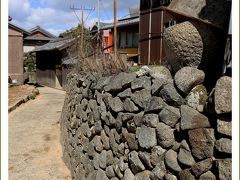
[143,114,159,128]
[150,161,166,180]
[217,119,232,137]
[81,122,91,138]
[191,158,213,177]
[117,88,132,99]
[188,128,215,160]
[133,112,144,127]
[101,130,110,150]
[93,76,112,91]
[109,130,119,155]
[131,76,151,91]
[150,66,172,80]
[216,159,232,180]
[151,78,170,95]
[163,21,220,73]
[159,106,180,127]
[138,152,153,169]
[104,72,136,92]
[131,89,152,109]
[178,169,196,180]
[96,169,109,180]
[186,85,208,112]
[122,129,139,151]
[106,150,114,166]
[123,168,135,180]
[150,146,167,166]
[126,119,137,133]
[160,83,185,107]
[164,174,177,180]
[108,97,124,113]
[215,138,232,154]
[91,135,103,153]
[181,105,210,130]
[165,149,182,172]
[214,76,232,114]
[156,122,175,148]
[174,67,205,94]
[99,150,107,169]
[106,166,115,178]
[199,171,216,180]
[177,140,195,166]
[135,170,151,180]
[136,125,157,149]
[128,151,145,174]
[113,164,124,178]
[118,143,125,155]
[135,66,152,77]
[145,96,166,113]
[93,153,100,170]
[123,98,139,112]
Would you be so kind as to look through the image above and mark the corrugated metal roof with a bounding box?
[33,38,75,52]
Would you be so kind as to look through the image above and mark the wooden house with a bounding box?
[24,26,56,52]
[33,38,76,90]
[8,17,31,84]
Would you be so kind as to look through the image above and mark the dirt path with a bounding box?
[9,87,71,180]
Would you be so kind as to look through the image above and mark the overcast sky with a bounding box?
[9,0,139,36]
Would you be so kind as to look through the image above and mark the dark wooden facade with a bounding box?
[139,0,172,65]
[35,38,75,90]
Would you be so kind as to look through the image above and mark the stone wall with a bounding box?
[60,66,232,180]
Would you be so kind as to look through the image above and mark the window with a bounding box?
[118,31,139,48]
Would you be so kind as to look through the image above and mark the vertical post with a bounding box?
[81,9,84,48]
[114,0,117,60]
[159,10,163,65]
[98,0,100,32]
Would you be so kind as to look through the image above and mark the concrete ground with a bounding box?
[9,87,71,180]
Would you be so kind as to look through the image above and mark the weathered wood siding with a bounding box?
[8,27,24,83]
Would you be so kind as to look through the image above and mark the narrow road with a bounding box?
[9,87,71,180]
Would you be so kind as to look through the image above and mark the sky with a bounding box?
[8,0,139,36]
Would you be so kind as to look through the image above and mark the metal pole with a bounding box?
[114,0,117,60]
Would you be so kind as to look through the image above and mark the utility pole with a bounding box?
[70,5,95,56]
[98,0,100,32]
[114,0,117,60]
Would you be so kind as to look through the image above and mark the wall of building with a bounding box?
[8,27,24,83]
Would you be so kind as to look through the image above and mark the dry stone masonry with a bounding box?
[60,66,232,180]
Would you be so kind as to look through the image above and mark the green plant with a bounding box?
[24,52,36,72]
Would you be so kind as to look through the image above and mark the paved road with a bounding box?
[9,87,71,180]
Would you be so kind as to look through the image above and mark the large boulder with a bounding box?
[216,159,232,180]
[156,122,175,148]
[174,67,205,94]
[188,128,215,160]
[163,21,221,73]
[104,72,136,92]
[150,66,172,80]
[165,150,182,172]
[214,76,232,114]
[186,85,208,112]
[136,125,157,149]
[181,105,210,130]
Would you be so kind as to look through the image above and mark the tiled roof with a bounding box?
[101,16,139,30]
[29,26,56,38]
[33,38,75,52]
[8,22,31,36]
[24,36,55,41]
